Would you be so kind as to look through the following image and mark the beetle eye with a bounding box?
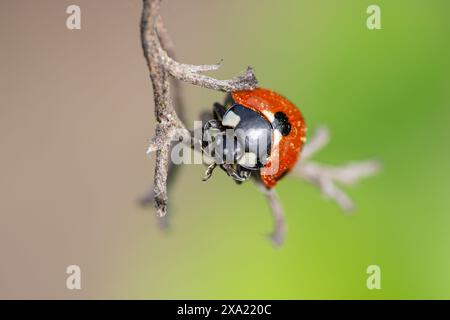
[273,112,291,136]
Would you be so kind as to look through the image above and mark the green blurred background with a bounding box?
[1,0,450,299]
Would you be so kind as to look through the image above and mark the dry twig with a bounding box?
[140,0,257,217]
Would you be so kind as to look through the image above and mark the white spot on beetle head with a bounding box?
[238,152,257,168]
[222,111,241,128]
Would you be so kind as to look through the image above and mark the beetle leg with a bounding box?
[202,163,218,181]
[221,164,251,182]
[224,165,245,182]
[203,163,252,184]
[204,119,223,131]
[238,166,252,180]
[213,102,226,121]
[233,166,252,184]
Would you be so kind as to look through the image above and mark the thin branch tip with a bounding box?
[295,126,380,212]
[146,140,158,154]
[233,67,258,90]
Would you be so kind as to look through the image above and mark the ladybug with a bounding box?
[202,88,306,188]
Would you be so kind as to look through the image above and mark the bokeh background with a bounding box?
[1,0,450,299]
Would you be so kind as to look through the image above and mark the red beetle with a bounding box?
[202,88,306,188]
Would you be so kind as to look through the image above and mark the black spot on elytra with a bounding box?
[273,112,291,136]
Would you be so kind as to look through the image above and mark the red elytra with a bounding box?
[231,88,307,188]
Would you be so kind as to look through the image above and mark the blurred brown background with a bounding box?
[0,0,235,298]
